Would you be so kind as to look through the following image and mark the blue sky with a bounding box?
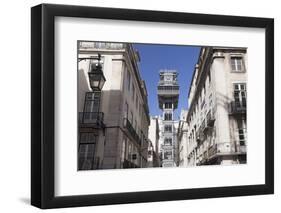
[133,44,201,119]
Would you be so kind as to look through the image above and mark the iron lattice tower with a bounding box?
[157,70,179,167]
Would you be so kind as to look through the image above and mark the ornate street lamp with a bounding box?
[88,54,106,91]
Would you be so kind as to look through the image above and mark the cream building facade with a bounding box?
[185,47,247,166]
[78,41,150,170]
[177,109,189,167]
[148,116,160,167]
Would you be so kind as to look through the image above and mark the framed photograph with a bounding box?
[31,3,274,209]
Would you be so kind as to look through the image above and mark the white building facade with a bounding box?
[148,116,160,167]
[177,110,189,167]
[186,47,247,166]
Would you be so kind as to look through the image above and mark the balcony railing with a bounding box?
[124,118,142,146]
[206,109,215,126]
[79,112,104,127]
[123,159,140,168]
[229,101,246,114]
[158,80,179,85]
[79,41,125,50]
[157,85,179,95]
[208,142,247,159]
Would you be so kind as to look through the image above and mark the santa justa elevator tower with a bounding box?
[157,70,179,167]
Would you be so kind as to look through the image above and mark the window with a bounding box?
[132,84,135,101]
[83,92,100,122]
[164,137,172,145]
[164,102,172,109]
[164,125,172,132]
[201,86,205,104]
[80,132,97,144]
[124,102,128,119]
[78,132,97,170]
[164,150,173,160]
[237,119,247,146]
[84,92,100,112]
[231,57,244,72]
[78,144,96,170]
[164,112,172,121]
[128,143,132,160]
[165,75,173,81]
[127,69,131,91]
[234,83,247,107]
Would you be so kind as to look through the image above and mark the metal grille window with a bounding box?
[164,138,172,145]
[164,150,173,160]
[231,57,243,71]
[164,102,172,109]
[164,113,172,120]
[234,83,247,107]
[164,125,172,132]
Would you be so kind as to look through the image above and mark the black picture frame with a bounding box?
[31,3,274,209]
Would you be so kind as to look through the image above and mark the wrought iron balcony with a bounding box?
[124,118,142,146]
[79,112,104,128]
[123,159,139,168]
[208,142,247,159]
[229,101,246,114]
[206,109,215,126]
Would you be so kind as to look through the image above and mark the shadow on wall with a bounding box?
[18,197,30,205]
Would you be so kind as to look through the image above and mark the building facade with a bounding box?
[148,116,160,167]
[185,47,247,166]
[78,41,150,170]
[177,109,189,167]
[157,70,179,167]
